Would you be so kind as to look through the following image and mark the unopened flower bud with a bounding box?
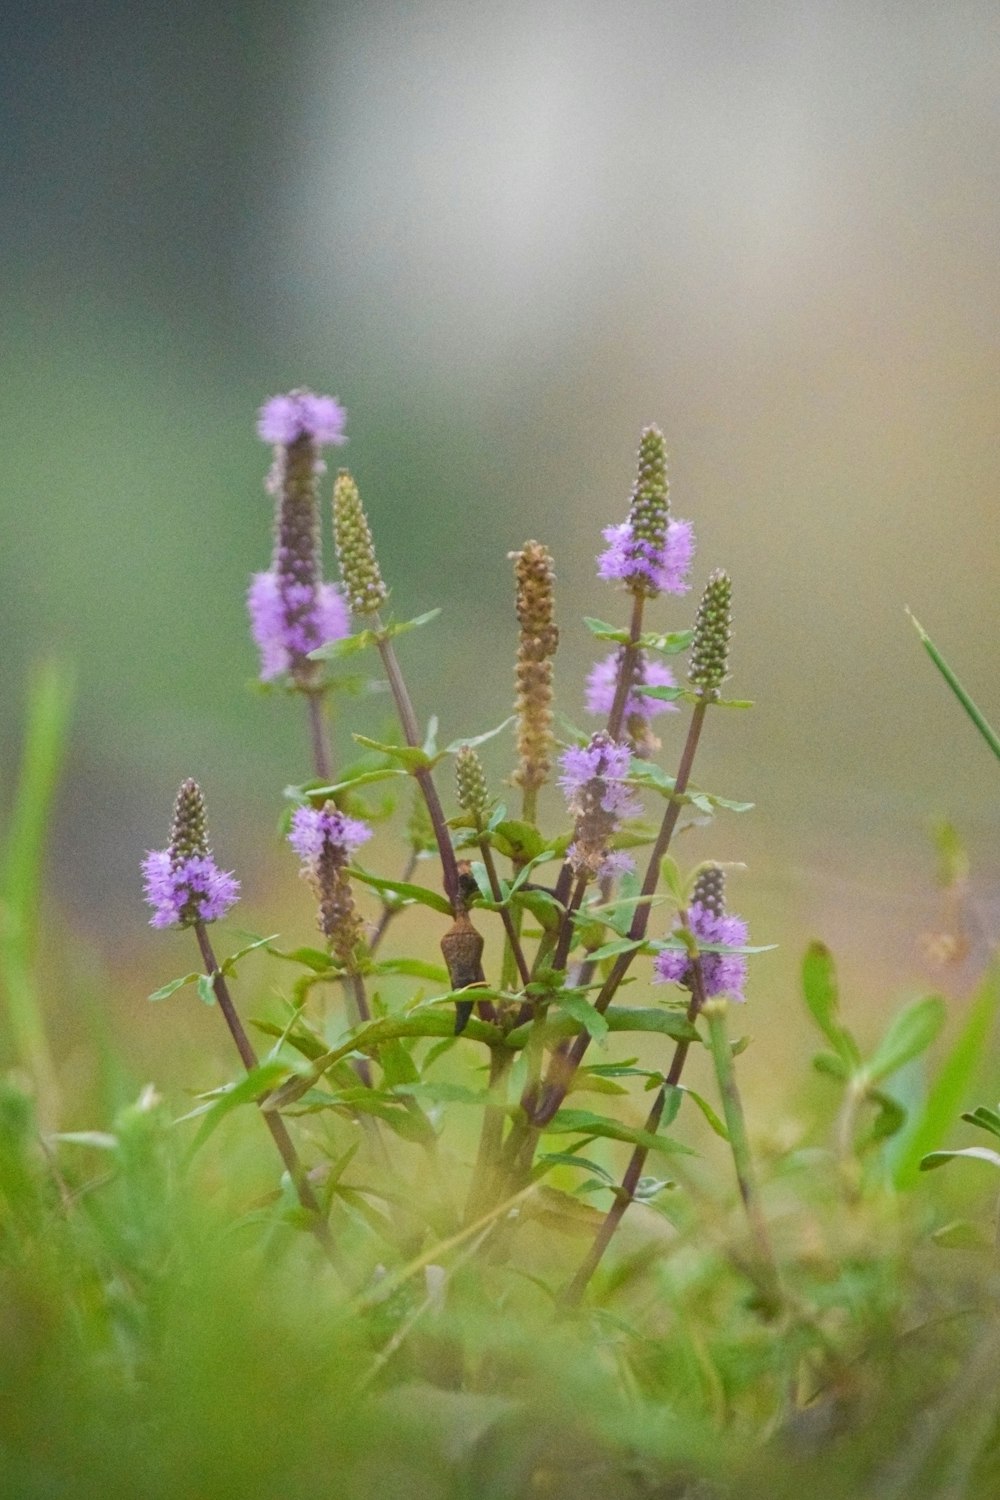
[333,470,388,617]
[455,745,490,823]
[688,569,732,699]
[510,541,558,797]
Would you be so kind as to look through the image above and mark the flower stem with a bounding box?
[476,835,532,988]
[560,954,706,1306]
[374,617,461,913]
[305,688,334,782]
[193,920,344,1273]
[605,592,645,741]
[526,699,708,1129]
[703,998,782,1315]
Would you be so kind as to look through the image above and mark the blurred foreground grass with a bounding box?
[3,663,1000,1500]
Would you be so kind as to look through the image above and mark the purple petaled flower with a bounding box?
[597,517,695,596]
[585,652,679,722]
[141,849,240,930]
[248,572,349,683]
[288,804,372,867]
[257,391,347,447]
[653,901,749,1001]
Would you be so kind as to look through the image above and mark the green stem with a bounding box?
[704,999,782,1315]
[374,618,461,913]
[193,921,345,1274]
[606,592,645,741]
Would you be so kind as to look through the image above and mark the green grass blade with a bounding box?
[908,611,1000,763]
[892,960,1000,1189]
[0,661,74,1129]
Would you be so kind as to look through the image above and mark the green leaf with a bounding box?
[535,1151,616,1184]
[908,611,1000,763]
[637,628,693,656]
[366,957,451,983]
[148,972,201,1003]
[444,718,515,755]
[307,767,409,797]
[505,1006,698,1050]
[196,975,218,1007]
[348,868,453,915]
[635,685,688,703]
[583,938,646,964]
[866,995,946,1084]
[676,1085,729,1140]
[554,992,609,1041]
[267,946,335,974]
[509,888,564,932]
[713,698,755,709]
[861,1089,907,1147]
[184,1061,290,1157]
[488,820,552,865]
[543,1109,694,1157]
[351,735,436,772]
[931,1220,993,1249]
[813,1051,850,1081]
[920,1146,1000,1173]
[894,962,1000,1189]
[961,1106,1000,1142]
[583,617,630,644]
[377,1039,419,1088]
[392,1081,488,1106]
[221,932,281,974]
[801,942,861,1068]
[383,608,443,639]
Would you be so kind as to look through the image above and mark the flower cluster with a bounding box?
[249,389,350,685]
[288,804,372,867]
[585,650,678,722]
[597,425,694,598]
[654,882,748,1002]
[559,733,642,880]
[289,803,371,962]
[142,780,239,929]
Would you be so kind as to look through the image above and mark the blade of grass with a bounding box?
[892,960,1000,1189]
[0,662,74,1130]
[908,610,1000,763]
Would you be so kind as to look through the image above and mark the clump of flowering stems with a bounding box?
[143,779,343,1271]
[145,402,767,1302]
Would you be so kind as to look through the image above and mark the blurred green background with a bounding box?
[3,0,1000,1084]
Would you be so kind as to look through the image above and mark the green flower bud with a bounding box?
[688,569,732,699]
[332,470,388,616]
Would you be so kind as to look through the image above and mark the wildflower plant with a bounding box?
[3,387,998,1497]
[142,402,777,1301]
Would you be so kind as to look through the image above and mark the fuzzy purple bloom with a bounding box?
[559,737,641,822]
[248,572,349,683]
[288,804,372,867]
[141,849,240,929]
[585,652,679,721]
[597,517,695,596]
[257,392,347,447]
[559,733,642,880]
[653,902,749,1001]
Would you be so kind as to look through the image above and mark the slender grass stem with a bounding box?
[476,835,532,988]
[193,920,344,1273]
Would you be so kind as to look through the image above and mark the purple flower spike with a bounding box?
[289,804,372,867]
[248,572,349,683]
[142,851,240,929]
[585,651,679,722]
[257,391,347,447]
[654,901,749,1002]
[559,732,641,881]
[597,517,695,597]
